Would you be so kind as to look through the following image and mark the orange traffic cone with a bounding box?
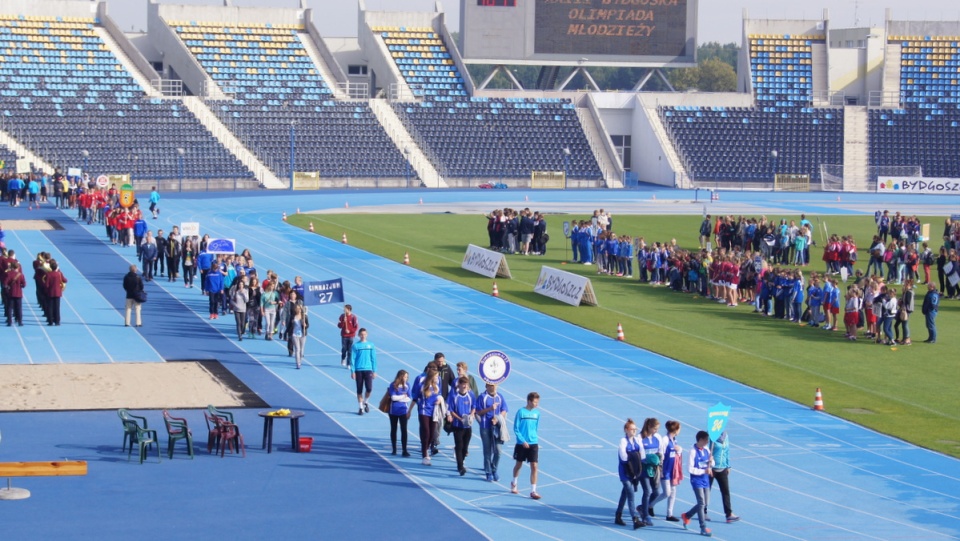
[616,323,625,341]
[403,252,410,265]
[492,282,499,297]
[282,212,287,221]
[813,388,824,411]
[341,233,348,244]
[309,222,314,232]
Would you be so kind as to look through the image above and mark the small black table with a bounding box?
[258,410,305,453]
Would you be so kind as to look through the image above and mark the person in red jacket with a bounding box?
[43,259,67,326]
[337,304,358,369]
[4,259,26,326]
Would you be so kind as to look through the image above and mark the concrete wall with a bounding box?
[99,4,161,82]
[359,8,442,98]
[888,20,960,37]
[303,10,347,86]
[826,28,886,104]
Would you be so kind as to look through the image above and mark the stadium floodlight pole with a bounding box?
[176,147,185,189]
[563,146,571,188]
[770,150,779,184]
[289,120,297,191]
[404,146,411,188]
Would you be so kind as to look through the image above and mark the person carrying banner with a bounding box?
[337,304,358,369]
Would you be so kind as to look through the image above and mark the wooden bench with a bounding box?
[0,461,88,500]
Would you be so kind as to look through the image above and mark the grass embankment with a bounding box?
[289,213,960,457]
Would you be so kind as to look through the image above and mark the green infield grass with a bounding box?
[289,212,960,457]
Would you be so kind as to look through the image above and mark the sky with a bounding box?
[108,0,960,45]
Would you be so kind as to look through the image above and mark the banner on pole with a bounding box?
[304,278,345,306]
[707,402,731,443]
[206,238,236,255]
[461,244,512,279]
[533,266,598,306]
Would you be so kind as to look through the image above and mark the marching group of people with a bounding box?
[617,418,739,537]
[0,248,67,326]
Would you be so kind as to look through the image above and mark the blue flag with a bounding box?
[707,402,731,443]
[304,279,344,306]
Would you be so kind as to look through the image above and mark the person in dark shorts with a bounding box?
[350,328,377,415]
[510,392,542,500]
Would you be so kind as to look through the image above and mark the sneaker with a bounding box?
[485,473,493,482]
[666,516,680,522]
[643,520,654,527]
[648,507,655,517]
[726,515,741,523]
[422,457,431,466]
[459,468,467,476]
[700,528,712,537]
[704,515,712,522]
[530,492,541,500]
[402,451,411,457]
[681,513,690,529]
[363,402,370,413]
[358,407,364,416]
[430,446,439,456]
[492,472,499,482]
[510,482,519,494]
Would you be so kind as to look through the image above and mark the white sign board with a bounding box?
[461,244,512,279]
[534,266,598,307]
[180,222,201,238]
[877,177,960,195]
[67,167,81,178]
[16,159,30,174]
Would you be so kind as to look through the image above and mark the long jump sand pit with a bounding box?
[0,362,259,411]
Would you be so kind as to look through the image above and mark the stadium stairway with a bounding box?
[180,97,285,188]
[843,105,870,190]
[0,129,53,171]
[367,98,444,187]
[297,30,348,100]
[93,25,162,99]
[881,42,902,108]
[575,97,625,187]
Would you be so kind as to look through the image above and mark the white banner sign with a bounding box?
[461,244,512,279]
[877,177,960,194]
[180,222,201,238]
[534,266,598,307]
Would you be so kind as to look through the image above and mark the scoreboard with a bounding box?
[460,0,697,67]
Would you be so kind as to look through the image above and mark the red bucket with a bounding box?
[298,437,313,453]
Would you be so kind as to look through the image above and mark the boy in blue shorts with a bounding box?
[511,392,542,500]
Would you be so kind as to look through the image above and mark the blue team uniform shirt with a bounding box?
[514,407,541,445]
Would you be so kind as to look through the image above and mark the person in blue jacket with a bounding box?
[148,186,160,219]
[510,392,542,500]
[707,431,740,523]
[446,376,476,476]
[807,276,823,327]
[790,271,805,323]
[387,370,412,457]
[921,281,940,343]
[680,430,714,537]
[615,418,644,529]
[203,260,224,320]
[412,366,440,465]
[350,328,377,416]
[475,382,508,482]
[570,221,580,262]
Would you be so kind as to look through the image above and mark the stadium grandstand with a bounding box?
[0,1,956,193]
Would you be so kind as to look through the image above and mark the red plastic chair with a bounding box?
[215,416,245,458]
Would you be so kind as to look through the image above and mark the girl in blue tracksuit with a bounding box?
[570,222,580,263]
[446,377,476,476]
[606,235,620,275]
[621,236,634,277]
[681,431,714,537]
[413,370,440,465]
[638,417,664,525]
[579,222,593,265]
[388,370,412,456]
[807,277,823,327]
[616,419,644,529]
[790,272,805,322]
